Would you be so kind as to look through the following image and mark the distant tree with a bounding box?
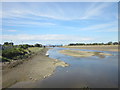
[101,43,104,45]
[77,43,85,45]
[92,43,98,45]
[4,42,9,45]
[113,42,118,45]
[3,42,14,46]
[107,42,113,45]
[34,43,42,47]
[9,42,14,46]
[68,42,120,46]
[68,43,75,46]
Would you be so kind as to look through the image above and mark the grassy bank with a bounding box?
[1,47,43,62]
[28,47,43,53]
[2,47,44,70]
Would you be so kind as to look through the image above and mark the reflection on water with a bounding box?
[36,47,118,88]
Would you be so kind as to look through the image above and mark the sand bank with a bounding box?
[59,50,112,58]
[63,45,119,52]
[2,48,69,88]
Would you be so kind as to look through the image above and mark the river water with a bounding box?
[35,47,118,88]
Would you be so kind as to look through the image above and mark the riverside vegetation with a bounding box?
[1,42,43,62]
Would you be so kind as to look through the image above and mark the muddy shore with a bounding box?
[2,48,69,88]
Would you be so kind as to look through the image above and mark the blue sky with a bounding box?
[2,2,118,45]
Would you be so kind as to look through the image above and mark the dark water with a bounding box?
[36,47,118,88]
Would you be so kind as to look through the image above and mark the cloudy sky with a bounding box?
[2,2,118,45]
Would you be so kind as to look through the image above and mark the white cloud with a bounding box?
[2,2,115,28]
[2,2,113,21]
[79,21,117,32]
[2,34,93,42]
[96,27,118,32]
[80,3,110,19]
[6,30,17,32]
[3,20,56,27]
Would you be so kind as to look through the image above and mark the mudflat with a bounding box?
[2,48,69,88]
[63,45,119,52]
[59,50,112,58]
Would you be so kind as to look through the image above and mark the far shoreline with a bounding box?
[63,45,119,52]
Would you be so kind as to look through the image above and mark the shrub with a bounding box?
[2,47,27,59]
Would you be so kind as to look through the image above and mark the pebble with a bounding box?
[47,74,51,76]
[29,77,32,79]
[55,59,58,62]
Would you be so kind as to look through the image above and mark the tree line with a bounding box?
[1,42,43,50]
[68,41,120,46]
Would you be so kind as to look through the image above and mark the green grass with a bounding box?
[28,47,43,53]
[1,47,43,62]
[2,48,27,58]
[1,56,12,62]
[2,47,30,62]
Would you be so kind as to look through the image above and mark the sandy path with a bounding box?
[2,48,68,88]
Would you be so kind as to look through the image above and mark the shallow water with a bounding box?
[35,47,118,88]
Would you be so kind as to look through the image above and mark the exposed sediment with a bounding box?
[59,50,112,58]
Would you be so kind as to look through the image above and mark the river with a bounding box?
[35,47,118,88]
